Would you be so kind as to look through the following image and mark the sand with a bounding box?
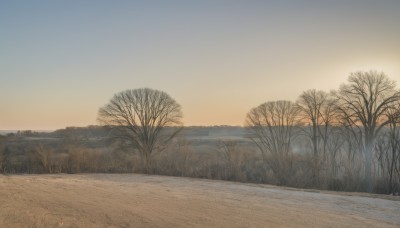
[0,174,399,227]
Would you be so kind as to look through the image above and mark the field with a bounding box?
[0,174,399,228]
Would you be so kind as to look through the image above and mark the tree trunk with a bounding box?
[312,122,318,185]
[364,139,374,192]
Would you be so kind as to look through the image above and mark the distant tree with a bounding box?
[333,71,400,191]
[246,100,300,185]
[98,88,183,173]
[217,140,239,180]
[0,137,4,173]
[33,143,54,173]
[0,146,11,173]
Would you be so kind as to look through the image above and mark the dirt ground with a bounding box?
[0,174,399,227]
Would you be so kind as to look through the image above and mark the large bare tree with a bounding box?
[98,88,183,172]
[333,71,400,191]
[297,89,337,183]
[297,90,325,158]
[246,100,300,184]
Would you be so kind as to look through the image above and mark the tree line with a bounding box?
[246,71,400,193]
[1,70,399,194]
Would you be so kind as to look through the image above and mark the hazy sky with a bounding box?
[1,0,399,130]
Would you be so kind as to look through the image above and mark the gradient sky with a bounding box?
[1,0,399,130]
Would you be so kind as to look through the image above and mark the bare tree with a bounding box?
[0,137,5,173]
[246,100,300,185]
[217,140,240,180]
[297,90,327,156]
[98,88,183,173]
[333,71,400,191]
[174,138,193,176]
[376,101,400,193]
[325,127,344,178]
[296,89,337,183]
[33,143,54,173]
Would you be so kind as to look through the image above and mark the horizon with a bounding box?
[1,1,399,130]
[0,125,245,133]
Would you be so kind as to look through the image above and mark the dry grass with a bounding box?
[0,174,399,227]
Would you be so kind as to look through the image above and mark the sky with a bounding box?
[1,0,400,130]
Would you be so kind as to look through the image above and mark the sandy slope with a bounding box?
[0,174,399,227]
